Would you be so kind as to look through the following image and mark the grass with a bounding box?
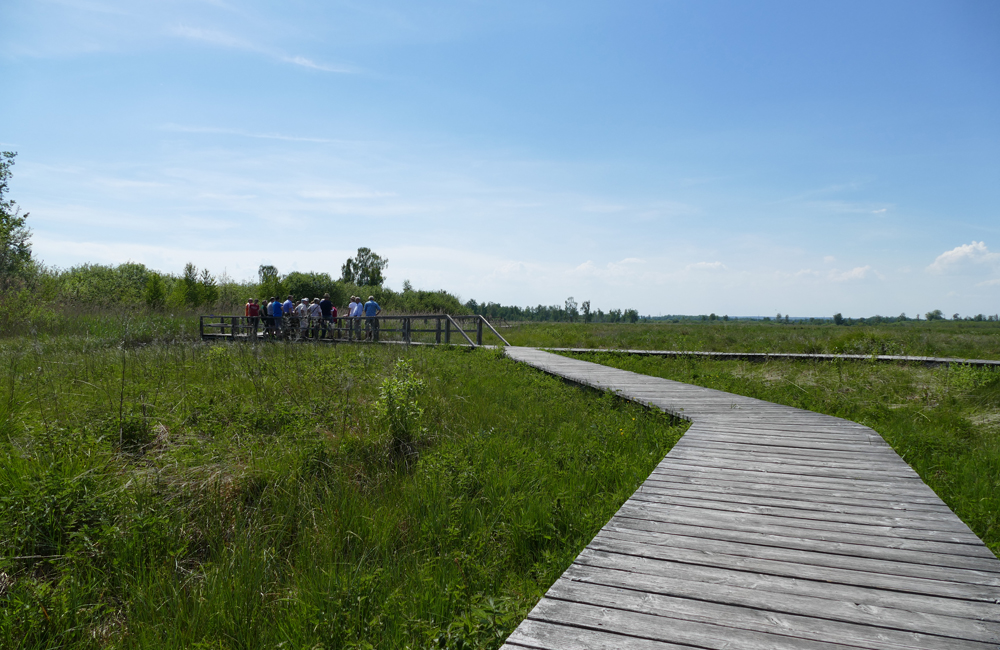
[0,332,685,649]
[503,319,1000,359]
[566,351,1000,558]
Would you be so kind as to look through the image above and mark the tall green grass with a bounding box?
[569,351,1000,557]
[0,338,685,649]
[505,319,1000,359]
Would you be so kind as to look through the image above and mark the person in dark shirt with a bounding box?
[319,293,333,339]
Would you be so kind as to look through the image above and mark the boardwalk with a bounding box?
[501,347,1000,650]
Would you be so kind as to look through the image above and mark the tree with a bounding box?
[144,273,166,308]
[565,297,578,322]
[182,263,201,306]
[258,264,282,299]
[582,300,592,323]
[199,268,218,305]
[833,313,844,325]
[625,308,640,323]
[0,152,33,285]
[341,247,387,286]
[925,309,944,321]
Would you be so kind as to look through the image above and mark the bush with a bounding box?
[375,359,425,457]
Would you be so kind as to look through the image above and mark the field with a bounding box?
[2,316,999,648]
[503,319,1000,359]
[0,327,684,649]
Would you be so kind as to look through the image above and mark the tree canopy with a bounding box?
[0,152,33,284]
[341,247,387,287]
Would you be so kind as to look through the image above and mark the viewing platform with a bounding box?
[198,313,509,347]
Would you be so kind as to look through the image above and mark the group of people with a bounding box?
[243,294,382,341]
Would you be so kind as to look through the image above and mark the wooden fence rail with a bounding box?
[198,314,510,347]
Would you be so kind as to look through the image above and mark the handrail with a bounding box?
[198,313,510,347]
[199,313,491,348]
[444,315,476,347]
[478,315,510,346]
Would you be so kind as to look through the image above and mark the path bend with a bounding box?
[500,347,1000,650]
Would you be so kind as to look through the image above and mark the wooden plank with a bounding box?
[574,548,1000,626]
[634,483,976,527]
[625,491,987,542]
[546,577,996,649]
[646,466,946,503]
[525,597,874,650]
[504,618,690,650]
[610,509,996,570]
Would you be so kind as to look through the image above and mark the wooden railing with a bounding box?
[198,314,510,347]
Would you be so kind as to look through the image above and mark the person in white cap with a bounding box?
[347,296,358,340]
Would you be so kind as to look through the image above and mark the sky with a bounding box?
[2,0,999,317]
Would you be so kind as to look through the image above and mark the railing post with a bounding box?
[436,317,442,344]
[477,317,483,345]
[404,317,410,344]
[445,318,451,344]
[232,317,237,341]
[199,316,204,339]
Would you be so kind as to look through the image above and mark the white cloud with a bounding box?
[977,278,1000,287]
[927,241,1000,273]
[829,265,872,282]
[871,208,887,214]
[170,25,251,49]
[823,255,835,263]
[685,261,727,271]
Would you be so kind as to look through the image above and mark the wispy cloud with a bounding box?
[685,261,727,271]
[829,265,872,281]
[168,24,357,73]
[159,123,335,143]
[927,241,1000,273]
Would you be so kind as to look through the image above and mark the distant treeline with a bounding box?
[463,298,641,323]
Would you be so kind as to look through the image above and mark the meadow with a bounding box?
[503,319,1000,359]
[0,327,685,649]
[565,350,1000,557]
[3,314,999,649]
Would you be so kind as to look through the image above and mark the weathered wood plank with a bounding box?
[574,548,1000,627]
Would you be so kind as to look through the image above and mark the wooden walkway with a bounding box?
[501,347,1000,650]
[543,347,1000,368]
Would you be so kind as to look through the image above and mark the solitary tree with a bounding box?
[564,297,578,322]
[582,300,592,323]
[925,309,944,321]
[0,152,32,285]
[341,247,387,286]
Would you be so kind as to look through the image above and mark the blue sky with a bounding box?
[2,0,998,316]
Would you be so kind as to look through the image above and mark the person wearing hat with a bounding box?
[346,296,358,340]
[363,294,381,341]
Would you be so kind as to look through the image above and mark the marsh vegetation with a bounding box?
[0,328,683,649]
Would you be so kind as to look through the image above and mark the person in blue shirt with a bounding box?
[363,295,381,341]
[282,295,295,335]
[274,297,287,336]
